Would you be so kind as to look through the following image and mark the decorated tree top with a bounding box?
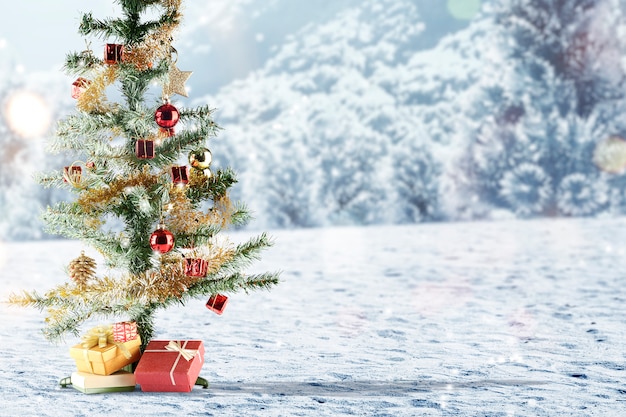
[9,0,280,349]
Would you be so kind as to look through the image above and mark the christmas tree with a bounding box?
[9,0,279,350]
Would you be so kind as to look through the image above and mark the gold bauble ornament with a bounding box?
[189,148,212,170]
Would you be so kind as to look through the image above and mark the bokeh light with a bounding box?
[593,135,626,174]
[447,0,482,20]
[4,90,52,139]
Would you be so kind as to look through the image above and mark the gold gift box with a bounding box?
[69,336,141,376]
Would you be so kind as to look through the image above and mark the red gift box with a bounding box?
[171,166,189,185]
[184,258,207,277]
[135,140,155,159]
[104,43,124,64]
[134,340,204,392]
[206,294,228,315]
[112,321,138,343]
[71,77,91,99]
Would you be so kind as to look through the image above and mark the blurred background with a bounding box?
[2,0,626,240]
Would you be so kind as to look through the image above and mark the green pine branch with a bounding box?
[229,203,253,227]
[173,224,222,247]
[179,105,221,127]
[79,6,179,45]
[42,204,128,264]
[64,51,102,75]
[213,233,275,278]
[185,271,280,301]
[186,168,239,202]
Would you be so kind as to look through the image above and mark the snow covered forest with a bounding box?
[3,0,626,239]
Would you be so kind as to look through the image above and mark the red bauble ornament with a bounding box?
[71,77,91,99]
[135,139,155,159]
[86,161,96,170]
[155,104,180,129]
[104,43,124,64]
[149,227,174,253]
[171,166,189,185]
[206,294,228,315]
[184,258,208,277]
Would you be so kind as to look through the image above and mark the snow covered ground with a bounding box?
[1,218,625,416]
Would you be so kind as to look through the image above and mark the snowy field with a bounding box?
[1,218,625,416]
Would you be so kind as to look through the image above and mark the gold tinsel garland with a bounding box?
[162,0,182,9]
[123,22,180,71]
[166,186,235,234]
[127,244,235,303]
[9,243,236,325]
[122,0,183,71]
[77,66,118,113]
[77,166,160,213]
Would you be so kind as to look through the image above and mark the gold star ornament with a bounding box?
[164,63,192,97]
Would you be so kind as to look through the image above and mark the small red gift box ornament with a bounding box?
[135,139,155,159]
[112,321,138,343]
[206,294,228,315]
[184,258,207,277]
[104,43,124,64]
[63,165,82,185]
[155,103,180,129]
[71,77,91,99]
[171,166,189,185]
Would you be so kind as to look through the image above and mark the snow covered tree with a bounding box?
[493,0,626,118]
[313,107,388,225]
[205,0,431,228]
[260,132,319,228]
[461,0,626,217]
[9,0,279,349]
[393,134,440,223]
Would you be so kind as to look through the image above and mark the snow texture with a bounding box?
[1,218,625,416]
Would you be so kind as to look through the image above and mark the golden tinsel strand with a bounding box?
[123,22,180,71]
[84,217,104,230]
[77,66,118,113]
[124,0,183,70]
[127,259,190,302]
[213,195,235,228]
[77,166,160,213]
[7,291,38,307]
[126,245,236,303]
[166,186,235,234]
[45,307,65,325]
[202,244,236,276]
[68,251,97,290]
[162,0,182,10]
[188,169,209,189]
